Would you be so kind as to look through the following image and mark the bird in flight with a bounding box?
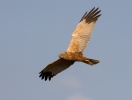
[39,7,101,81]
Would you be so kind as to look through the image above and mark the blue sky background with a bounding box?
[0,0,132,100]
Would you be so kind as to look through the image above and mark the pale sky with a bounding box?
[0,1,132,100]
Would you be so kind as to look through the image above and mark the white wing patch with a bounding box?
[67,20,96,53]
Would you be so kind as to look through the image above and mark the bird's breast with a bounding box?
[65,53,84,61]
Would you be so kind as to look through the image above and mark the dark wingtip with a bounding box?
[80,7,101,23]
[80,7,101,22]
[39,71,53,81]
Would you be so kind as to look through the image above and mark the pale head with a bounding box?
[59,52,67,59]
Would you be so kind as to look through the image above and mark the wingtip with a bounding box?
[97,7,101,13]
[39,71,53,81]
[92,7,95,10]
[79,7,101,22]
[84,7,101,23]
[91,7,100,11]
[90,7,101,14]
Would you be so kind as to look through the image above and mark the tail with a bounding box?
[83,58,100,66]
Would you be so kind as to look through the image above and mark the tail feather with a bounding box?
[83,58,100,66]
[90,59,100,64]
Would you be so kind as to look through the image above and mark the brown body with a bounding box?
[59,52,99,65]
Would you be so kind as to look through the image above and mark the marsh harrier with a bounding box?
[39,7,101,81]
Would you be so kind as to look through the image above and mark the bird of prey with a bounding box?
[39,7,101,81]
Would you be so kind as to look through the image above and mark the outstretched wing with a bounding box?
[39,59,74,81]
[67,7,101,53]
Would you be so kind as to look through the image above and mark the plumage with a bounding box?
[39,59,74,81]
[39,7,101,81]
[67,7,101,53]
